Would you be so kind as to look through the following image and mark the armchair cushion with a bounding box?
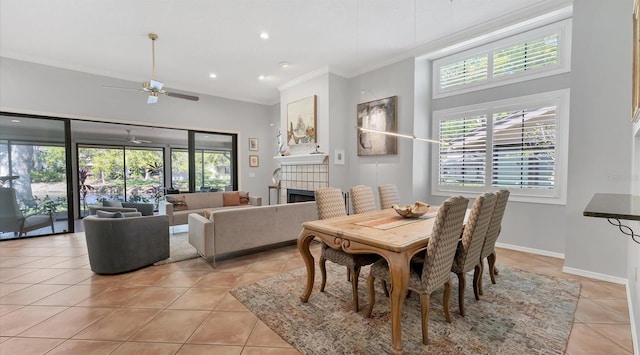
[103,200,123,207]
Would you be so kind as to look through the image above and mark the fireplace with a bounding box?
[287,189,315,203]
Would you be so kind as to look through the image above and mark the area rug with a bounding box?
[153,232,199,265]
[231,263,581,354]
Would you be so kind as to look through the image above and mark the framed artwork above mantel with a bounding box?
[633,0,640,122]
[287,95,317,145]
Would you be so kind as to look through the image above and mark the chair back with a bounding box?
[378,184,400,209]
[480,189,510,259]
[0,187,24,232]
[350,185,377,214]
[453,192,497,273]
[315,187,347,220]
[421,195,468,293]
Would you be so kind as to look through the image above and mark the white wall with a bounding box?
[0,57,276,200]
[565,0,632,278]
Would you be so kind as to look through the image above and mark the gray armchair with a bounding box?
[0,187,54,237]
[83,214,169,274]
[89,201,155,216]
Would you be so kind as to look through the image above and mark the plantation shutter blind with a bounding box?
[439,55,488,90]
[493,34,559,77]
[438,115,487,187]
[491,106,557,189]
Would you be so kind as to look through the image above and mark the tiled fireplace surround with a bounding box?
[278,160,329,203]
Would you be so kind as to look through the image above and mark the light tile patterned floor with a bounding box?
[0,233,634,354]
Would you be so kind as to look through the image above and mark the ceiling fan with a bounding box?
[104,33,199,104]
[123,129,151,144]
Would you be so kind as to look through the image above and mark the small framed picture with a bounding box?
[249,138,259,151]
[249,155,259,167]
[334,149,345,165]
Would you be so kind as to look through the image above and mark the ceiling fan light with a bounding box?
[149,80,163,91]
[147,94,159,104]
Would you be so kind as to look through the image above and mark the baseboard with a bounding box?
[627,282,640,355]
[495,242,565,259]
[562,266,627,284]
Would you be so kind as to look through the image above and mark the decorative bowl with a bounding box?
[392,201,430,218]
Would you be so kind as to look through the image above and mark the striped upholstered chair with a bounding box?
[350,185,377,214]
[366,195,469,345]
[476,189,510,295]
[315,187,380,312]
[450,192,496,316]
[378,184,400,209]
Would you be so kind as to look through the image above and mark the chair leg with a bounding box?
[351,266,361,312]
[473,264,481,300]
[420,293,431,345]
[456,272,465,316]
[365,274,376,318]
[347,267,352,282]
[319,256,327,292]
[443,280,452,323]
[478,260,485,296]
[488,252,497,284]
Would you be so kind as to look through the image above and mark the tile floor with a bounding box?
[0,232,634,354]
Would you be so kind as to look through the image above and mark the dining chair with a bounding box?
[0,187,54,237]
[475,189,510,296]
[315,187,380,312]
[450,192,497,316]
[378,184,400,209]
[365,195,469,345]
[350,185,377,214]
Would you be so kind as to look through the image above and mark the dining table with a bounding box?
[297,207,442,355]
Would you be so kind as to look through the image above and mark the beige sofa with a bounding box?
[188,201,318,265]
[159,191,262,226]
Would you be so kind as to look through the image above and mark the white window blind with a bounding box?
[439,55,488,90]
[432,20,571,98]
[432,90,569,204]
[491,106,557,189]
[438,115,487,187]
[493,35,559,78]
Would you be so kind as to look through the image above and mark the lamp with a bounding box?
[355,126,446,145]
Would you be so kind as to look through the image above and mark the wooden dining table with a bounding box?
[297,208,441,355]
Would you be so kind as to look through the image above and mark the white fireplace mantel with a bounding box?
[273,154,328,165]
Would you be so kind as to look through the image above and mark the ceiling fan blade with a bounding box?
[102,85,143,92]
[166,91,200,101]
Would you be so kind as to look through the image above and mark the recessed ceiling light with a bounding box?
[279,61,289,68]
[209,73,217,79]
[258,75,266,80]
[10,119,20,123]
[260,32,269,40]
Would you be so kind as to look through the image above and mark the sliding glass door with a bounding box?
[77,145,165,217]
[0,115,72,239]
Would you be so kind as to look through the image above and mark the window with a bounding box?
[432,90,569,204]
[433,19,571,98]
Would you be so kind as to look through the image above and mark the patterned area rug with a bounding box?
[153,233,199,266]
[231,263,580,354]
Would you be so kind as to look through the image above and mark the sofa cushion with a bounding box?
[103,200,123,207]
[166,196,188,211]
[239,192,250,205]
[223,192,240,206]
[97,211,125,218]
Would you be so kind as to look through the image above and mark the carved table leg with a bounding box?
[387,252,410,355]
[297,229,316,303]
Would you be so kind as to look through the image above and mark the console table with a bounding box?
[583,193,640,244]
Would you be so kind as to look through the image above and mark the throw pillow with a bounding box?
[96,210,125,218]
[223,192,240,206]
[166,196,188,211]
[103,200,123,207]
[239,192,250,205]
[204,210,213,220]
